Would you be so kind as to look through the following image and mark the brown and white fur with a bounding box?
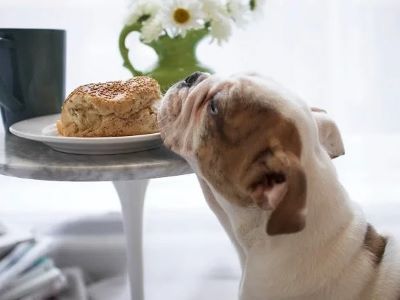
[158,72,400,300]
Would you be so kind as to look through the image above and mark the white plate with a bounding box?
[9,114,162,155]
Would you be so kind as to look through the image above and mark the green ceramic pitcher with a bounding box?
[119,23,212,92]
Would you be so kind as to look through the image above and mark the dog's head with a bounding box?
[158,72,344,235]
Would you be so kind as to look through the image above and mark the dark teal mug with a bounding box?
[0,28,66,131]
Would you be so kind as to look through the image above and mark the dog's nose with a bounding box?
[184,72,202,87]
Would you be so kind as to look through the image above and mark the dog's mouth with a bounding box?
[249,171,288,210]
[250,171,287,193]
[264,172,286,188]
[253,171,286,191]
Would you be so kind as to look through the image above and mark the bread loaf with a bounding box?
[57,76,161,137]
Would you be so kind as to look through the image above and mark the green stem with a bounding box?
[118,23,144,76]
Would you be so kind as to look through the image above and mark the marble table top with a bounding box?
[0,134,192,182]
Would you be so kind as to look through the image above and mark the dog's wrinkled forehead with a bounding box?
[203,74,312,138]
[209,74,308,117]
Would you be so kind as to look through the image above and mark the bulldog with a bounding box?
[158,72,400,300]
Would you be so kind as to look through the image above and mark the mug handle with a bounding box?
[0,37,24,111]
[118,23,145,76]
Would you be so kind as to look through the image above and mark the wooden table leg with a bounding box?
[113,180,149,300]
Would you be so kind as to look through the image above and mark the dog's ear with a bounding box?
[250,151,307,235]
[311,107,345,159]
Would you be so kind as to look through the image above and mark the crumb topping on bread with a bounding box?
[68,76,160,102]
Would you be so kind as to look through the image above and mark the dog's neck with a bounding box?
[201,151,369,298]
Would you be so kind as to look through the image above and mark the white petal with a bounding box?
[227,0,252,26]
[141,18,164,43]
[125,0,162,25]
[202,0,230,21]
[210,15,233,44]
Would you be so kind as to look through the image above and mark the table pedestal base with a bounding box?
[113,180,149,300]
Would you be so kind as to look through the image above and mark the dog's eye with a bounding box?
[208,98,218,115]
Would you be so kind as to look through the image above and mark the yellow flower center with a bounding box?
[173,8,190,24]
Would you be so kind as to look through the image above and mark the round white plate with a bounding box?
[9,114,162,155]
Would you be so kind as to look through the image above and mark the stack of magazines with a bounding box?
[0,224,67,300]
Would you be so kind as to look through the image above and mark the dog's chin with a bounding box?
[158,93,179,135]
[159,127,178,151]
[158,99,184,154]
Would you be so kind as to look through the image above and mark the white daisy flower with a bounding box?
[227,0,252,26]
[202,0,229,21]
[201,0,233,43]
[125,0,161,25]
[162,0,205,38]
[141,17,164,43]
[209,14,232,44]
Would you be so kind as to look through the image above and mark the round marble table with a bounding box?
[0,133,192,300]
